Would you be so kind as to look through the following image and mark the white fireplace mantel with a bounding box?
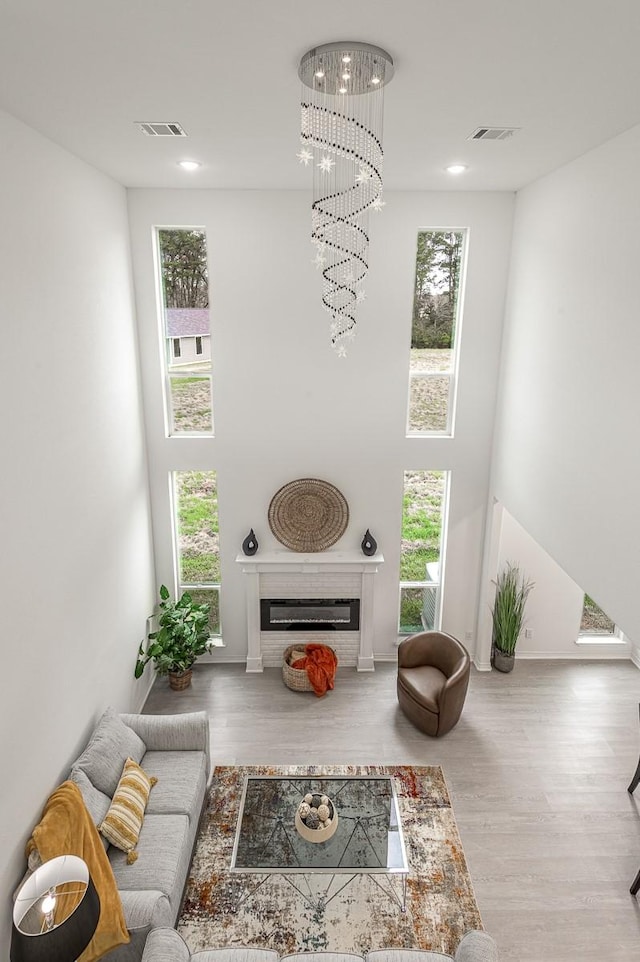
[236,549,384,672]
[236,549,383,574]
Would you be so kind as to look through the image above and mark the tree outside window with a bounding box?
[408,230,466,434]
[156,228,213,435]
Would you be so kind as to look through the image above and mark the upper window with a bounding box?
[157,228,213,436]
[407,230,466,435]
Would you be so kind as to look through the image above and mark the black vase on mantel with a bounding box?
[361,529,378,557]
[242,528,259,556]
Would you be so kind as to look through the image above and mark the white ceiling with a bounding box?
[2,0,640,192]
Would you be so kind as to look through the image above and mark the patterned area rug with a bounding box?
[178,765,482,956]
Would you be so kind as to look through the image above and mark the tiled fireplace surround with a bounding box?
[236,550,384,671]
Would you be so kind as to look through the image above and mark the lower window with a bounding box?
[173,470,221,636]
[576,595,622,645]
[398,470,448,634]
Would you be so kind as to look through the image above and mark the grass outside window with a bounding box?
[399,471,446,634]
[169,376,213,434]
[174,470,221,636]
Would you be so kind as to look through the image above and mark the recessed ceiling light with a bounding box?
[315,69,325,79]
[342,72,351,80]
[178,160,201,171]
[342,55,351,64]
[339,86,347,94]
[446,164,468,175]
[371,76,381,85]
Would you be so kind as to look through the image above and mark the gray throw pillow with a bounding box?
[69,767,112,826]
[73,706,146,796]
[68,767,112,850]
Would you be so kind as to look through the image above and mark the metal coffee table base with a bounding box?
[233,870,408,914]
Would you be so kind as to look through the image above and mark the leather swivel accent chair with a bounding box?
[397,631,471,737]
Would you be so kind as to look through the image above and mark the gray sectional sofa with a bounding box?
[141,929,499,962]
[37,707,210,962]
[22,707,499,962]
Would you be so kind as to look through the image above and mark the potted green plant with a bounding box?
[491,562,534,673]
[134,585,212,690]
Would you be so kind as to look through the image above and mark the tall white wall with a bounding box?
[491,123,640,647]
[0,110,156,953]
[127,189,514,665]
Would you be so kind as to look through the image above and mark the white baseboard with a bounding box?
[132,671,155,713]
[208,654,248,664]
[198,653,399,666]
[473,659,492,671]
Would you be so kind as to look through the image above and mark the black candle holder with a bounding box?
[242,528,258,556]
[361,529,377,556]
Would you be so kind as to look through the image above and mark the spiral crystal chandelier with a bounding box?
[298,41,394,356]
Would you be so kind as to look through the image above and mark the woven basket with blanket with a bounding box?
[282,643,338,696]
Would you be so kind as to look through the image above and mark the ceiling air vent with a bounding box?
[136,121,187,137]
[468,126,520,141]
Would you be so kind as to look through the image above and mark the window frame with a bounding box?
[575,629,626,646]
[576,594,624,645]
[398,470,450,636]
[406,228,469,438]
[170,470,222,640]
[153,225,214,438]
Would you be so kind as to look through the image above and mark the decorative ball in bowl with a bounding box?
[294,792,339,843]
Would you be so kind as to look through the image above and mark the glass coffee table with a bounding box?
[230,775,408,912]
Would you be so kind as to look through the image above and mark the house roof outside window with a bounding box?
[166,308,210,337]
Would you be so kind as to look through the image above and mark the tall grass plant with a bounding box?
[492,563,534,656]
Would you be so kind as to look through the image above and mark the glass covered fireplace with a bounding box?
[260,597,360,632]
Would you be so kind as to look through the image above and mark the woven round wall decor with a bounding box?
[268,478,349,552]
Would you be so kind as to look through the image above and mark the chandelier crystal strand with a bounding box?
[299,42,394,355]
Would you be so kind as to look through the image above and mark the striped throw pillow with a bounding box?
[99,758,157,863]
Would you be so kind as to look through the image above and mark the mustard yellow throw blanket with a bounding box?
[27,780,129,962]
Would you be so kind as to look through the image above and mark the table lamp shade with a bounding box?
[11,855,100,962]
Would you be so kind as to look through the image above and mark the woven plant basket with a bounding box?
[168,668,193,691]
[282,644,315,692]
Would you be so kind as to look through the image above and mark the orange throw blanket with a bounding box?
[292,643,338,697]
[26,781,129,962]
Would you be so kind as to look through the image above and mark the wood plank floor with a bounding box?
[144,659,640,961]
